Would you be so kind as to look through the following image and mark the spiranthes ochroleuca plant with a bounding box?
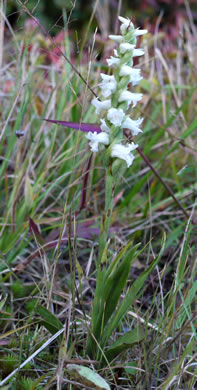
[86,16,147,171]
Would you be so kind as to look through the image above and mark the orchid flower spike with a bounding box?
[87,15,147,170]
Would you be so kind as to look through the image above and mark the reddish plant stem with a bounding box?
[79,154,93,211]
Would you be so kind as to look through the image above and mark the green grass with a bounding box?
[0,2,197,390]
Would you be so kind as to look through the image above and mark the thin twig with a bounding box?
[79,154,93,211]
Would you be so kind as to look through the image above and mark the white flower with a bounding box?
[109,34,124,42]
[100,73,117,97]
[100,118,110,133]
[111,142,138,167]
[106,56,120,67]
[122,116,143,136]
[118,16,132,34]
[119,90,143,107]
[86,131,109,152]
[118,16,130,24]
[107,107,125,126]
[133,48,144,57]
[92,97,111,114]
[119,65,142,85]
[134,28,148,36]
[119,43,135,54]
[114,49,118,57]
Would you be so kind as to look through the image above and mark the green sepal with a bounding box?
[120,51,134,66]
[117,76,130,90]
[112,158,127,179]
[124,31,136,45]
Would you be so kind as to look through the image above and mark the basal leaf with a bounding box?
[105,327,144,362]
[102,233,166,346]
[36,305,63,335]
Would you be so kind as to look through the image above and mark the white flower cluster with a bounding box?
[86,16,147,168]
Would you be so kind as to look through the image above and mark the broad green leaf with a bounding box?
[66,364,111,390]
[87,243,139,357]
[104,240,135,280]
[124,362,137,375]
[102,245,140,328]
[105,327,144,362]
[36,305,63,335]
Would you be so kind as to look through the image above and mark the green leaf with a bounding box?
[102,244,140,328]
[87,267,106,357]
[36,305,63,335]
[105,327,144,362]
[0,226,26,255]
[87,242,139,357]
[124,362,137,375]
[0,295,7,311]
[66,364,111,390]
[24,175,34,210]
[104,240,134,280]
[176,281,197,329]
[102,232,166,346]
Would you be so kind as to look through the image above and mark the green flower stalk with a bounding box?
[86,16,147,169]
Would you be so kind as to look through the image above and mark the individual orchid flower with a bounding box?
[118,16,132,34]
[91,97,111,114]
[86,131,109,152]
[108,34,124,42]
[107,108,125,127]
[134,28,148,36]
[106,49,120,67]
[119,65,142,85]
[111,143,138,167]
[133,48,145,57]
[100,119,110,133]
[106,56,120,67]
[100,74,117,98]
[119,43,135,54]
[118,90,143,107]
[123,116,143,136]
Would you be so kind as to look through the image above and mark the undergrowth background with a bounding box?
[0,0,197,389]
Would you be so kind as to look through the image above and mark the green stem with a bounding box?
[98,168,114,265]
